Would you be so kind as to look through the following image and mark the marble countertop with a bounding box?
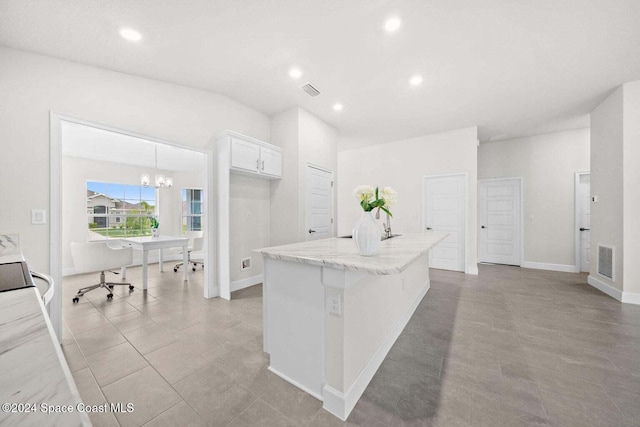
[0,287,89,426]
[256,231,448,275]
[0,237,90,426]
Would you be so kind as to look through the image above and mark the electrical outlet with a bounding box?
[328,294,341,316]
[241,257,252,270]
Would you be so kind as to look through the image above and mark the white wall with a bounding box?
[478,129,590,268]
[337,127,478,274]
[269,108,300,246]
[590,87,624,292]
[298,108,339,239]
[0,46,270,275]
[623,81,640,296]
[62,156,204,273]
[229,175,270,282]
[269,107,338,245]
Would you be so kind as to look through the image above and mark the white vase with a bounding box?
[353,211,381,256]
[151,228,159,238]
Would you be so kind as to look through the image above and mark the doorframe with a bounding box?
[478,177,524,267]
[422,172,468,273]
[305,163,334,241]
[50,112,213,342]
[574,172,590,273]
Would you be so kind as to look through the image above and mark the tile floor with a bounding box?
[61,263,640,427]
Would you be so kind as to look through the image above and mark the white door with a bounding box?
[306,165,333,240]
[423,174,466,272]
[576,173,591,272]
[478,178,522,266]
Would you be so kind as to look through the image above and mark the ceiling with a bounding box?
[2,0,640,149]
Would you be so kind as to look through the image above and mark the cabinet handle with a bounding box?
[262,160,264,171]
[256,159,259,170]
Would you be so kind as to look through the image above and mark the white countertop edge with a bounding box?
[256,232,448,275]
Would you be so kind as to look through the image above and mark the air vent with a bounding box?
[598,245,614,279]
[300,83,321,97]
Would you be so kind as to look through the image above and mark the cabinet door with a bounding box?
[230,138,260,173]
[260,147,282,177]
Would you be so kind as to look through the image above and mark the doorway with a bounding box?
[478,178,523,266]
[422,173,467,272]
[305,164,334,241]
[575,172,591,272]
[50,113,212,341]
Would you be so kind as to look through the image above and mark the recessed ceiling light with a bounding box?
[384,17,402,32]
[120,28,142,42]
[289,68,303,79]
[333,103,344,111]
[409,75,424,86]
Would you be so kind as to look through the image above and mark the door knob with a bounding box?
[308,229,317,234]
[481,225,486,229]
[579,227,590,231]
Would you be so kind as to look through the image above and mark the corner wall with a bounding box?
[590,80,640,304]
[590,87,624,294]
[269,107,338,246]
[337,127,479,274]
[478,129,590,269]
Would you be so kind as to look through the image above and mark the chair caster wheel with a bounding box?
[72,297,79,303]
[174,268,178,272]
[108,285,114,289]
[192,267,196,272]
[107,294,113,299]
[129,285,135,290]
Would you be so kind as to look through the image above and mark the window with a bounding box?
[182,188,203,234]
[87,181,156,239]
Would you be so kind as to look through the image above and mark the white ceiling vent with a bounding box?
[300,83,321,97]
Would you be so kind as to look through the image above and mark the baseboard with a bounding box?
[62,254,183,277]
[268,366,323,401]
[588,275,622,301]
[466,264,479,275]
[522,261,579,273]
[322,279,431,421]
[622,292,640,305]
[230,274,263,292]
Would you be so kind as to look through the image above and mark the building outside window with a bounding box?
[87,181,156,239]
[182,188,203,234]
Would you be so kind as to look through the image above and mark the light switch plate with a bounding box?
[31,209,46,225]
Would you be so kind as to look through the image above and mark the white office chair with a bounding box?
[70,241,134,302]
[174,231,204,272]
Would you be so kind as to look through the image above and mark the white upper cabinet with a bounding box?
[221,131,282,180]
[231,138,261,173]
[260,146,282,177]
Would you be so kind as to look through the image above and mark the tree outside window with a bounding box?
[87,181,156,239]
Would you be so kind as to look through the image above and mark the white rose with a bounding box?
[381,186,397,207]
[353,185,375,202]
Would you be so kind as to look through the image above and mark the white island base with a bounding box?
[259,233,446,420]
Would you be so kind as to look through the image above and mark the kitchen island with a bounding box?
[256,232,447,420]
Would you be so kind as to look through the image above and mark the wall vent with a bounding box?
[300,83,321,97]
[597,245,614,280]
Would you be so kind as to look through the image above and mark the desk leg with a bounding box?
[142,250,149,290]
[182,245,189,283]
[159,249,164,272]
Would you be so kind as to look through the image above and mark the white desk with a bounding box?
[120,236,189,290]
